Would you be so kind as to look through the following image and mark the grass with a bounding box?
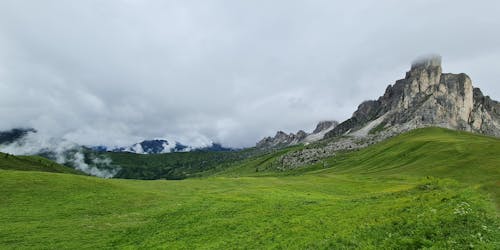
[319,127,500,207]
[99,148,263,180]
[0,152,83,175]
[0,127,499,249]
[1,171,498,249]
[215,128,500,207]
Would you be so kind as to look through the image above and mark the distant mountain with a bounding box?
[110,139,233,154]
[325,55,500,139]
[0,126,233,156]
[112,139,188,154]
[194,143,234,152]
[272,56,500,169]
[259,55,500,152]
[256,120,339,148]
[0,128,36,145]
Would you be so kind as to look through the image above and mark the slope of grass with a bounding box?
[209,145,304,177]
[214,128,500,205]
[0,170,498,249]
[318,127,500,207]
[0,152,83,175]
[321,128,500,182]
[0,127,499,249]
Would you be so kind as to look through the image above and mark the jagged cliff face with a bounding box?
[470,88,500,135]
[257,56,499,151]
[257,120,338,148]
[268,56,499,170]
[313,121,338,133]
[326,56,500,139]
[256,130,306,148]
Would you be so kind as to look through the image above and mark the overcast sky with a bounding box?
[1,0,499,148]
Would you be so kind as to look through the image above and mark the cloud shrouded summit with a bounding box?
[1,0,500,147]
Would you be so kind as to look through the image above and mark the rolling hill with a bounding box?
[0,152,84,175]
[0,127,499,249]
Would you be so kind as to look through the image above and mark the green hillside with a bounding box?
[0,152,83,175]
[0,127,499,249]
[321,128,500,206]
[322,127,500,183]
[218,128,500,206]
[97,148,268,180]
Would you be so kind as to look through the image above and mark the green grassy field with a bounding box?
[217,128,500,205]
[0,128,499,249]
[0,152,83,175]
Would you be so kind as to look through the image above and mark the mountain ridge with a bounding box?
[325,55,500,139]
[266,56,500,170]
[256,120,339,148]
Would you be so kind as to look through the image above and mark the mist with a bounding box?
[0,132,118,178]
[1,1,500,148]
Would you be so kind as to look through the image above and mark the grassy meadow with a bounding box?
[0,128,499,249]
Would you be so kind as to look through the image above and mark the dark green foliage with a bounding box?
[100,148,268,180]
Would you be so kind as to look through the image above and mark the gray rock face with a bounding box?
[256,120,338,148]
[276,55,500,170]
[326,55,500,139]
[470,88,500,136]
[313,121,339,133]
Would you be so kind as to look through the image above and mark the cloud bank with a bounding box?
[0,131,117,177]
[1,0,499,147]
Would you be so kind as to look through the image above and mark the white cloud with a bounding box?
[0,0,499,147]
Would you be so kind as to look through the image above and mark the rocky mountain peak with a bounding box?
[296,130,308,140]
[313,121,339,134]
[256,120,339,148]
[272,55,499,171]
[404,55,443,97]
[410,55,442,70]
[326,55,499,139]
[256,55,499,150]
[275,131,289,138]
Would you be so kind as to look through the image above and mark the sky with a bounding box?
[1,0,499,148]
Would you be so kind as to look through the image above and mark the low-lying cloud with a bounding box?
[0,1,499,148]
[0,132,118,178]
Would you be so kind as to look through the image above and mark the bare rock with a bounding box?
[256,121,339,148]
[326,55,500,139]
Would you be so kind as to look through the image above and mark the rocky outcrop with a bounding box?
[277,136,371,170]
[256,120,338,148]
[326,55,500,139]
[470,88,500,136]
[277,55,500,170]
[313,121,339,133]
[256,130,306,148]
